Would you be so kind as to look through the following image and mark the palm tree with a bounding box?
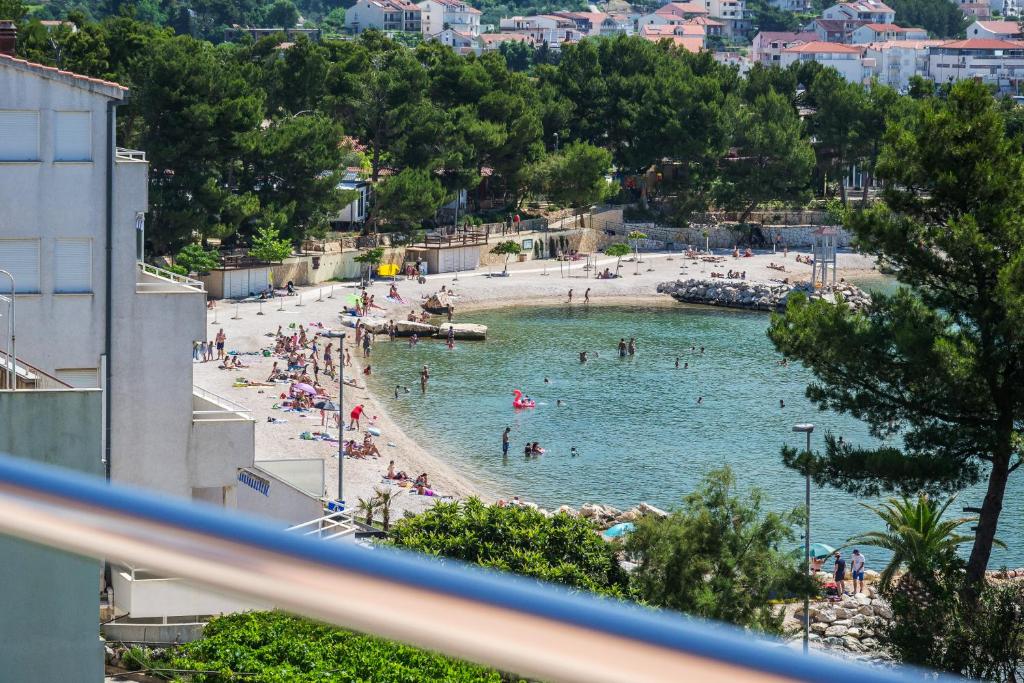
[356,496,377,527]
[373,487,400,533]
[847,494,997,589]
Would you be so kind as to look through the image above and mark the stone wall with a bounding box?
[792,592,894,661]
[621,224,855,250]
[657,278,871,313]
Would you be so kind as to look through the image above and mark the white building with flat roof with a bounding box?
[418,0,481,36]
[863,39,943,89]
[779,41,868,82]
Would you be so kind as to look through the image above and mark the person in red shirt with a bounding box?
[349,404,364,430]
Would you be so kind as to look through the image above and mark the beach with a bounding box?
[193,248,881,517]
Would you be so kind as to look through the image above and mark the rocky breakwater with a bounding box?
[791,591,894,660]
[657,279,871,313]
[509,499,669,528]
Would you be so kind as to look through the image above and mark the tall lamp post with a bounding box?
[337,333,347,511]
[792,423,814,655]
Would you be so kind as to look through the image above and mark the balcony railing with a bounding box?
[192,386,252,421]
[0,453,924,683]
[286,508,358,541]
[115,147,147,162]
[136,262,205,293]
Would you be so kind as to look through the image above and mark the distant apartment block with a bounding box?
[751,30,817,63]
[779,40,868,81]
[928,38,1024,84]
[346,0,422,33]
[862,39,942,89]
[419,0,481,37]
[967,19,1023,39]
[850,23,927,42]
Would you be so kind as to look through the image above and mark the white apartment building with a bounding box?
[822,0,896,24]
[967,19,1023,39]
[850,23,927,42]
[751,30,817,63]
[419,0,481,37]
[345,0,422,33]
[779,41,868,82]
[704,0,749,36]
[767,0,811,12]
[499,15,580,44]
[928,38,1024,85]
[863,39,942,89]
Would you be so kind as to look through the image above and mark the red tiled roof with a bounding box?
[656,1,709,16]
[0,52,126,94]
[783,40,864,53]
[938,38,1024,48]
[755,30,817,42]
[972,20,1022,33]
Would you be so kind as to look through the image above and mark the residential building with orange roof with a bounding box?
[967,19,1022,40]
[850,23,927,43]
[552,11,614,36]
[498,15,580,46]
[751,30,817,64]
[779,41,868,82]
[929,38,1024,85]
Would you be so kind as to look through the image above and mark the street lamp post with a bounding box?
[337,333,347,510]
[792,422,814,655]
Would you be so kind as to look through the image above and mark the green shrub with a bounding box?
[160,611,514,682]
[388,497,629,597]
[174,243,220,274]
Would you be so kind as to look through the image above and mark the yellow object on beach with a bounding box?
[378,264,400,277]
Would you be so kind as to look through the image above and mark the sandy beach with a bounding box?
[193,247,880,517]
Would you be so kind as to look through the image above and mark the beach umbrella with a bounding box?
[602,522,636,539]
[314,400,339,411]
[809,543,835,559]
[293,383,317,395]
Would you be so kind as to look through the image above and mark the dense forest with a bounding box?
[1,0,999,254]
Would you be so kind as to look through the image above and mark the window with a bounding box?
[54,111,92,162]
[0,110,40,161]
[0,239,41,293]
[54,238,92,293]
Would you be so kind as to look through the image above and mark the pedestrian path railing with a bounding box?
[0,453,933,683]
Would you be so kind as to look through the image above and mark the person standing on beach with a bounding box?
[323,343,334,375]
[502,426,511,457]
[349,404,364,430]
[567,289,573,303]
[618,339,627,357]
[584,288,590,304]
[345,348,352,367]
[833,551,848,596]
[851,549,866,595]
[362,331,373,358]
[420,365,430,395]
[215,329,226,360]
[447,305,454,323]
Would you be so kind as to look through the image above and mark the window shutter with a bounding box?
[56,368,99,388]
[0,240,41,293]
[0,111,40,161]
[54,111,92,162]
[55,239,92,293]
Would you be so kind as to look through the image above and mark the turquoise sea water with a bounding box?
[367,294,1024,567]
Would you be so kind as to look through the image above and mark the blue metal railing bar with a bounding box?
[0,453,935,683]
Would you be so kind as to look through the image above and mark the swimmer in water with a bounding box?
[580,351,588,363]
[700,346,705,354]
[684,362,689,369]
[544,377,550,383]
[697,396,704,404]
[556,399,564,407]
[571,446,579,457]
[780,399,785,408]
[675,357,680,369]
